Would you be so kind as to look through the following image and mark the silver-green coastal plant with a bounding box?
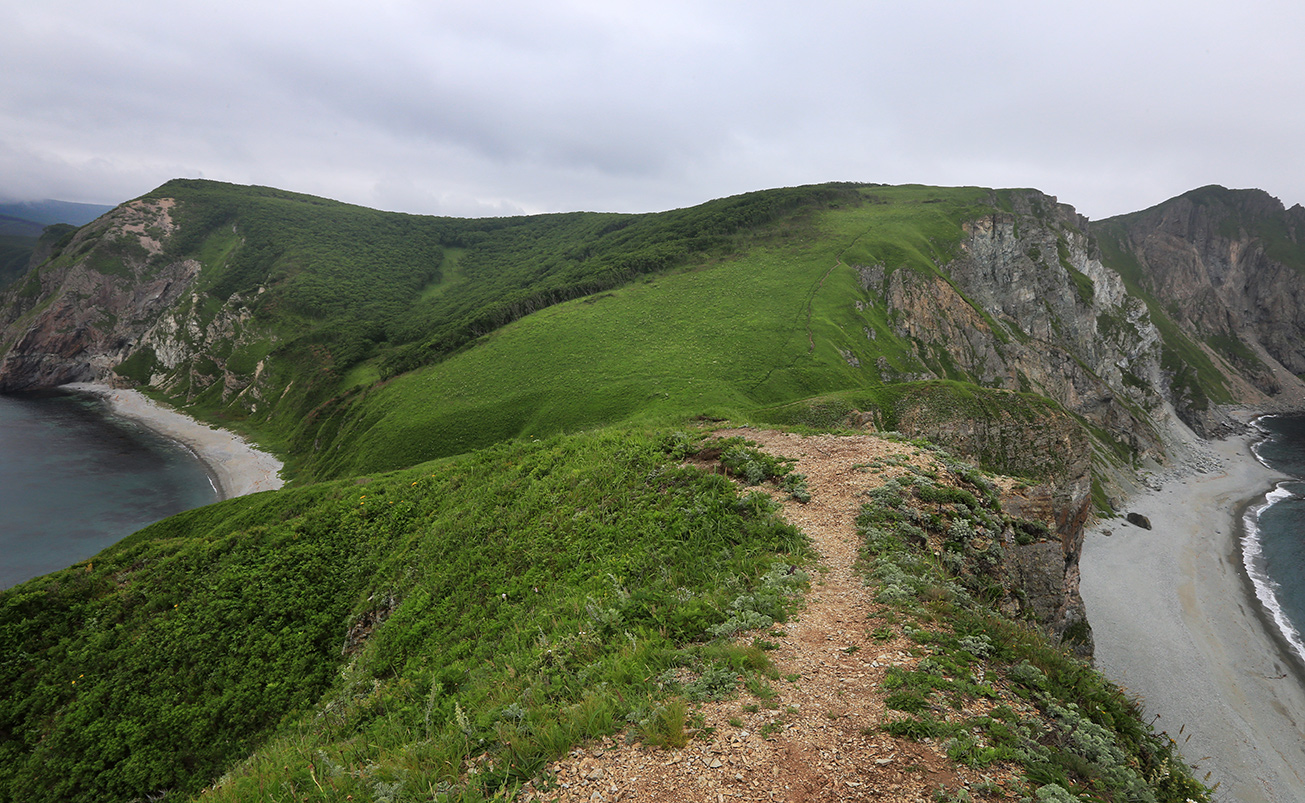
[710,560,809,638]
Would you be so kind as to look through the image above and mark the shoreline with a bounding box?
[60,383,284,501]
[1080,430,1305,803]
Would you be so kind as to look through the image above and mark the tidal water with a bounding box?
[0,391,218,590]
[1244,415,1305,664]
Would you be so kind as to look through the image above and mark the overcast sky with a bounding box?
[3,0,1303,221]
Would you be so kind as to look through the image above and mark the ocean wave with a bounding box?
[1242,482,1305,664]
[1249,414,1278,467]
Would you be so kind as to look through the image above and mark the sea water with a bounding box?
[1244,415,1305,665]
[0,391,218,589]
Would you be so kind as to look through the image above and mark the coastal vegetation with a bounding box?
[6,178,1297,799]
[0,430,810,801]
[854,453,1208,801]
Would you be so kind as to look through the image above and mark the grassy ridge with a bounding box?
[92,180,875,463]
[0,428,809,802]
[287,186,998,478]
[16,180,1001,479]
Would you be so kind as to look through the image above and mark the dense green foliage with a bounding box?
[251,185,997,478]
[0,428,809,802]
[0,233,37,288]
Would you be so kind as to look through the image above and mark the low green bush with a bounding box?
[0,427,811,802]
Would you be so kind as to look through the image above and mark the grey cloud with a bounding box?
[2,1,1302,219]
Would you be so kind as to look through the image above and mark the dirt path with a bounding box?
[526,430,1018,802]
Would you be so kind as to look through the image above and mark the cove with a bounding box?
[0,390,218,589]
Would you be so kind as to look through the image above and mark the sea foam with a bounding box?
[1242,483,1305,664]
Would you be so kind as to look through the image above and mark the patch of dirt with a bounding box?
[524,429,1022,802]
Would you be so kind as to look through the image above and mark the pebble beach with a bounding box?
[61,382,284,500]
[1081,433,1305,803]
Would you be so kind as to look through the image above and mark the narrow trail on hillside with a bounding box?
[804,260,843,353]
[526,430,1018,802]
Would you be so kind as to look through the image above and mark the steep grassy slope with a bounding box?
[0,428,810,802]
[293,186,1003,477]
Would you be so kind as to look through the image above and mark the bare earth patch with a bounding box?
[524,429,1022,802]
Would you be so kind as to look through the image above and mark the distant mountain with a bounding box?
[0,199,114,288]
[0,198,114,227]
[0,214,46,239]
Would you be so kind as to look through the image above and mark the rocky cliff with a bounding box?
[0,197,272,407]
[846,190,1173,652]
[1092,186,1305,432]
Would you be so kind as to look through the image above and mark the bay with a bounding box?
[0,391,218,589]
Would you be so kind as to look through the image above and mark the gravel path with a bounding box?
[530,430,1020,802]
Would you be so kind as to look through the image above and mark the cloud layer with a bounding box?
[4,0,1303,219]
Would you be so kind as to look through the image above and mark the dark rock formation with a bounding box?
[1092,186,1305,432]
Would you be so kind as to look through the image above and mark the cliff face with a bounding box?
[1111,189,1305,371]
[0,198,270,402]
[850,190,1170,651]
[0,197,287,422]
[1092,186,1305,431]
[0,199,190,390]
[858,191,1164,458]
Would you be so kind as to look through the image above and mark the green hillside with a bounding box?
[55,179,1024,480]
[290,185,1000,478]
[0,429,810,802]
[0,180,1215,801]
[85,180,886,463]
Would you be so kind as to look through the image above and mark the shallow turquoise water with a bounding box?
[0,391,218,589]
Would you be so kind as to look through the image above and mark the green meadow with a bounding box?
[290,185,999,478]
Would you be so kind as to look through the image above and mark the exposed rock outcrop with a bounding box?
[1092,186,1305,433]
[0,198,274,407]
[855,190,1166,464]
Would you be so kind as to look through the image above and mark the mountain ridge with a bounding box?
[1,178,1302,802]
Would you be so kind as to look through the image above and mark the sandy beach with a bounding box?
[60,383,284,501]
[1080,432,1305,803]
